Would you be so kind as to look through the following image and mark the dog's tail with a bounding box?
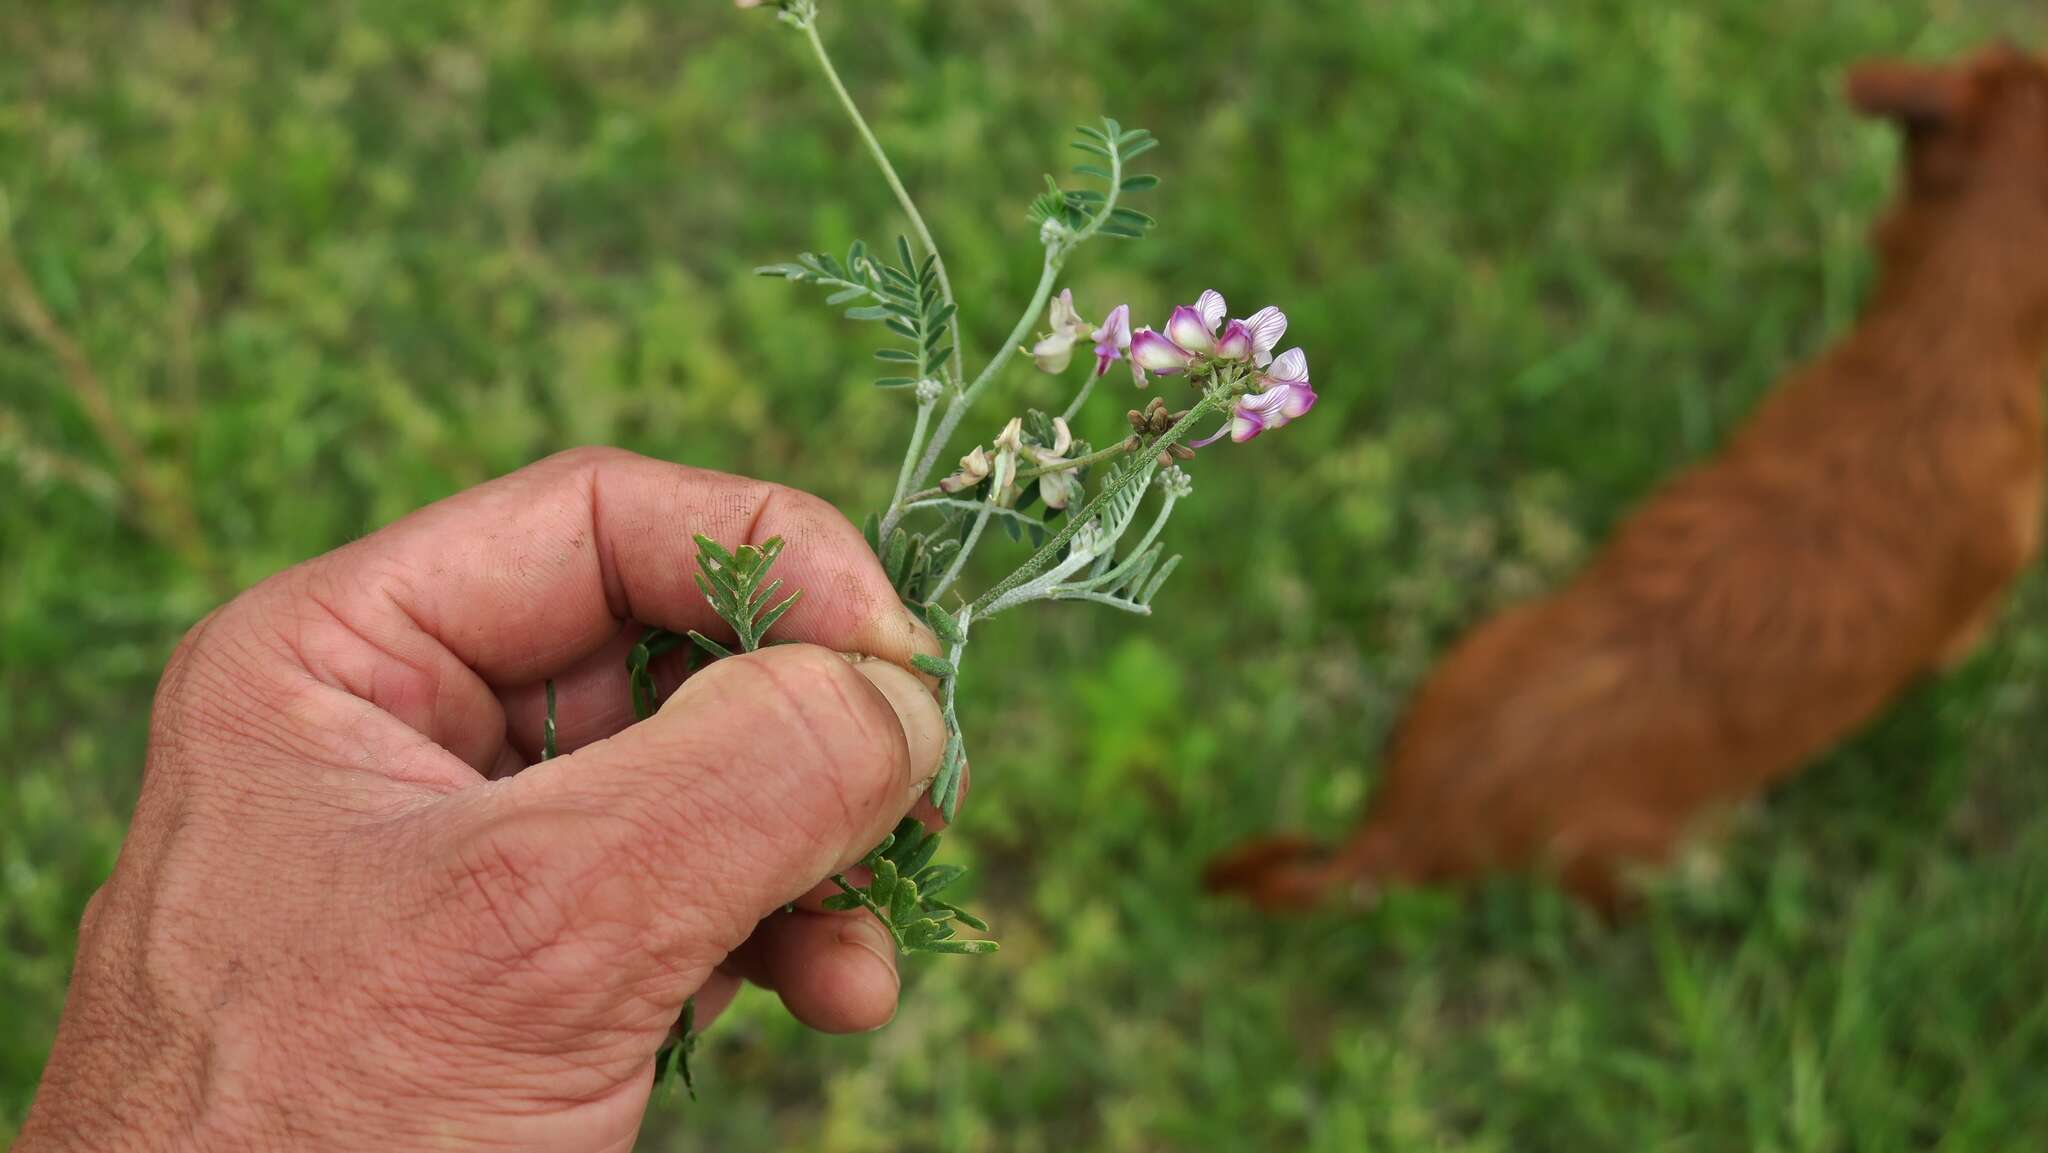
[1201,821,1408,910]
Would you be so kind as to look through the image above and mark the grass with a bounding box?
[5,1,2048,1148]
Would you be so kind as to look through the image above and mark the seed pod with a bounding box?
[1170,442,1197,461]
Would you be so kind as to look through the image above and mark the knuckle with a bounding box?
[542,444,639,477]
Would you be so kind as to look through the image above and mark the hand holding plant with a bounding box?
[633,0,1321,1093]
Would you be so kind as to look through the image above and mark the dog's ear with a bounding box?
[1847,60,1974,131]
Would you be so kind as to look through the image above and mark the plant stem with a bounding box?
[969,388,1226,617]
[902,497,1041,524]
[800,15,965,386]
[887,123,1133,534]
[904,436,1137,505]
[1059,371,1103,424]
[928,455,1010,601]
[883,252,1059,538]
[887,396,936,519]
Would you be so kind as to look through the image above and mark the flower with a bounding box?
[1091,304,1132,379]
[1195,347,1317,445]
[1027,290,1096,374]
[993,416,1027,457]
[1025,417,1083,510]
[1242,305,1288,367]
[1130,327,1194,379]
[939,446,993,493]
[1128,290,1288,381]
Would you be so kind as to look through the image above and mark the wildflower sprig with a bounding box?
[639,0,1322,1096]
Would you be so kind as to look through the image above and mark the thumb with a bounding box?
[430,644,944,993]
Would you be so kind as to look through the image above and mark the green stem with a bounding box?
[885,252,1060,538]
[888,125,1132,532]
[887,397,936,520]
[970,388,1226,617]
[800,15,965,386]
[904,436,1136,505]
[1060,370,1103,424]
[902,497,1042,525]
[929,455,1010,601]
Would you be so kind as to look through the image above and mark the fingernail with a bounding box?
[848,657,946,789]
[838,916,901,1001]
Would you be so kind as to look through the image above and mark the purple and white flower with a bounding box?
[1241,305,1288,367]
[1091,304,1133,380]
[1130,326,1195,381]
[1196,347,1317,444]
[1126,290,1290,383]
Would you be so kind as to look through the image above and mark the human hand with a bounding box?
[19,447,948,1153]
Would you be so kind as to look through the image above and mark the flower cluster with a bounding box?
[1030,288,1317,444]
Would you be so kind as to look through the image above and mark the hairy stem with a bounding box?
[886,125,1132,533]
[884,252,1059,537]
[904,435,1135,505]
[1059,370,1104,424]
[970,388,1226,617]
[887,397,936,518]
[928,454,1010,601]
[800,15,965,386]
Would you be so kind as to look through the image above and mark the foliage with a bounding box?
[5,1,2048,1149]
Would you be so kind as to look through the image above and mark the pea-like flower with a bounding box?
[1196,348,1317,444]
[1026,417,1083,510]
[1128,290,1290,383]
[939,446,993,493]
[1091,304,1134,381]
[1027,290,1097,374]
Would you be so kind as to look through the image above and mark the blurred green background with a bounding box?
[7,1,2048,1148]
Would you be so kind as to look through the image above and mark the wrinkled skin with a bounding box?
[19,447,951,1153]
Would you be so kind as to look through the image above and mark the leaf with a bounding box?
[934,733,966,823]
[844,305,893,321]
[875,348,921,363]
[752,591,801,638]
[1141,554,1183,604]
[1120,136,1159,160]
[1119,174,1160,191]
[1070,139,1112,158]
[921,938,999,955]
[884,529,910,584]
[915,863,968,898]
[687,631,734,660]
[933,900,989,932]
[926,603,964,645]
[1072,163,1114,181]
[894,832,941,879]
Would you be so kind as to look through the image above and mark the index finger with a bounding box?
[308,446,933,686]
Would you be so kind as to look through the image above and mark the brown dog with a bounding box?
[1206,46,2048,914]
